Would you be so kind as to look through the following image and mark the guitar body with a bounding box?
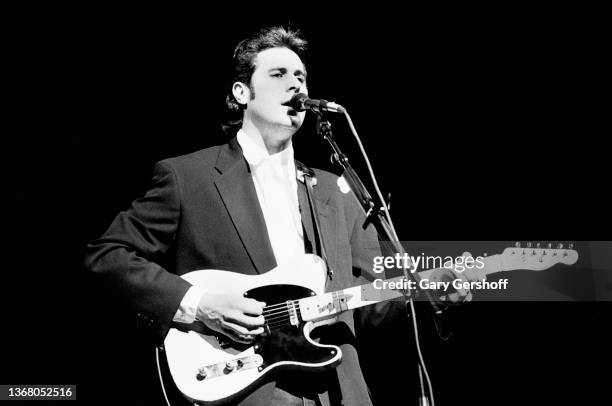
[161,255,341,405]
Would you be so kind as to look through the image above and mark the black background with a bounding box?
[4,4,610,405]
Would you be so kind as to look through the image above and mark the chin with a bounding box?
[288,116,304,129]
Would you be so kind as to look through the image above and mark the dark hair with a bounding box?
[222,26,308,134]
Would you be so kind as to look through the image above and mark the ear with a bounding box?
[232,82,251,105]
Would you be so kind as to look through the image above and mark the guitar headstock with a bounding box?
[500,242,579,272]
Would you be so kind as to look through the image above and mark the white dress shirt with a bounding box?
[173,130,305,323]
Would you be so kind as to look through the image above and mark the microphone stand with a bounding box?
[314,112,445,313]
[314,112,445,406]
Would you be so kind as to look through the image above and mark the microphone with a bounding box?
[284,93,345,114]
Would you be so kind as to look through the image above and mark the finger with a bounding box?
[240,298,266,316]
[200,319,248,344]
[222,322,263,343]
[447,292,460,303]
[452,278,473,303]
[225,322,265,336]
[225,312,266,328]
[220,325,251,344]
[452,276,469,297]
[461,251,487,281]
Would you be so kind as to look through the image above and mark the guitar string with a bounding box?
[263,301,302,328]
[264,313,291,325]
[264,300,303,314]
[262,313,288,322]
[263,307,299,321]
[263,310,291,319]
[263,313,292,322]
[264,313,292,321]
[263,308,295,317]
[262,302,298,312]
[262,307,288,315]
[262,301,300,315]
[262,309,292,318]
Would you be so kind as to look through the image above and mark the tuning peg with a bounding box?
[536,242,541,248]
[569,243,574,249]
[557,243,564,249]
[527,242,532,248]
[515,242,521,248]
[547,243,552,249]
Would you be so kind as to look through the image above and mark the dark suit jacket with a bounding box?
[85,137,386,406]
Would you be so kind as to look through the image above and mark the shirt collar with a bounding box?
[236,129,294,168]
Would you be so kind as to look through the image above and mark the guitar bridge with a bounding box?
[287,300,299,326]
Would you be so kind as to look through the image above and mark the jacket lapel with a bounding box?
[213,139,276,274]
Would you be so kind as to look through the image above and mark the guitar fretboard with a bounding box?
[297,254,505,322]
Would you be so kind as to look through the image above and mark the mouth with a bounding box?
[282,101,298,116]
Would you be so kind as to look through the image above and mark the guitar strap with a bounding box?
[297,162,334,281]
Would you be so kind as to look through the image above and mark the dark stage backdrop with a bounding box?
[4,6,610,406]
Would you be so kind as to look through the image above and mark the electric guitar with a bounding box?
[158,243,578,405]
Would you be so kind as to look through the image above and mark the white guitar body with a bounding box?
[162,254,337,405]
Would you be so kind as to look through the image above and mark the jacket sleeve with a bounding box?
[84,160,191,341]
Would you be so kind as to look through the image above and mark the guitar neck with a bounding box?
[298,254,504,322]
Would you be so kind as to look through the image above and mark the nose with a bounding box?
[288,75,305,94]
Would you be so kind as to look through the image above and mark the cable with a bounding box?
[342,109,435,406]
[342,111,400,241]
[155,346,173,406]
[409,299,435,406]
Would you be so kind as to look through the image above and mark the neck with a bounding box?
[240,120,293,155]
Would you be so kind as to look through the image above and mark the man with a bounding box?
[85,26,479,405]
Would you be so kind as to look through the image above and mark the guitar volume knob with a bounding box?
[196,368,207,380]
[225,361,237,372]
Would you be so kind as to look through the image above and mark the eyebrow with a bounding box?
[268,67,308,79]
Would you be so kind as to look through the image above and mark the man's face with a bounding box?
[243,47,308,138]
